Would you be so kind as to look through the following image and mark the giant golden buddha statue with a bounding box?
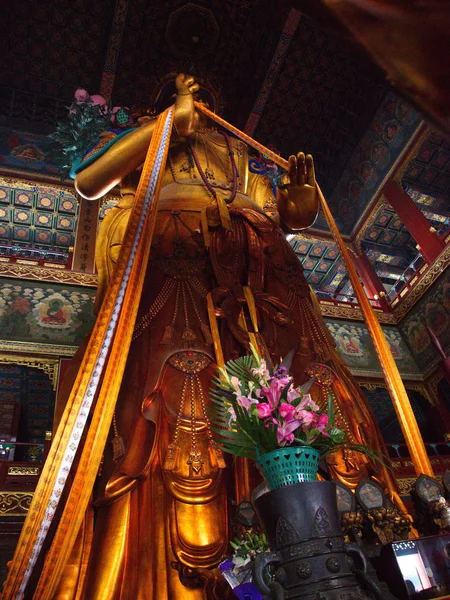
[53,74,403,600]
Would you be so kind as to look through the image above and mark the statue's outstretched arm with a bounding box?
[276,152,319,231]
[75,74,200,200]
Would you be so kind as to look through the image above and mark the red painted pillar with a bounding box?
[352,252,391,311]
[383,181,445,263]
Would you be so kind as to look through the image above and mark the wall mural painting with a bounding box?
[0,127,59,176]
[325,318,421,377]
[0,279,96,346]
[399,268,450,370]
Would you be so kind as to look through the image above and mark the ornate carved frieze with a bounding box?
[0,354,59,389]
[394,245,450,321]
[396,478,417,496]
[0,492,33,516]
[319,301,397,324]
[7,466,40,476]
[0,340,76,358]
[0,263,98,287]
[425,369,444,405]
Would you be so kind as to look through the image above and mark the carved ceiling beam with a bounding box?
[0,354,59,390]
[99,0,130,102]
[361,240,411,262]
[244,8,301,136]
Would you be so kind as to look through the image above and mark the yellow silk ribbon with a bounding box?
[1,107,174,600]
[33,108,174,600]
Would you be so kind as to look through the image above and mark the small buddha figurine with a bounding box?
[54,74,405,600]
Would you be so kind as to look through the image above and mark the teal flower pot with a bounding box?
[256,446,320,490]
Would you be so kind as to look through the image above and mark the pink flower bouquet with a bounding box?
[209,345,378,464]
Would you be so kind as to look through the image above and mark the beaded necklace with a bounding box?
[186,130,239,204]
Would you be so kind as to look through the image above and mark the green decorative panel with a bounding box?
[325,318,421,378]
[0,278,95,346]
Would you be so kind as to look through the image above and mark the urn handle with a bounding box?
[252,551,284,600]
[345,543,384,600]
[344,543,368,573]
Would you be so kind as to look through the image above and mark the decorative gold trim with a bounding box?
[353,195,387,253]
[352,369,423,381]
[357,381,381,391]
[0,340,76,358]
[394,245,450,322]
[403,382,433,404]
[0,492,33,516]
[396,478,417,495]
[7,466,40,476]
[0,354,59,389]
[425,369,444,406]
[290,230,353,243]
[0,174,75,193]
[0,263,98,286]
[319,301,397,323]
[357,378,427,390]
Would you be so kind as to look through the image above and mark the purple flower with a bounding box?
[273,366,288,379]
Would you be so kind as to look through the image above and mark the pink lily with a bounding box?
[276,420,302,445]
[260,378,288,410]
[255,403,273,418]
[252,359,270,383]
[230,376,242,396]
[287,386,301,403]
[90,94,107,107]
[237,395,258,412]
[316,414,330,437]
[296,409,317,427]
[297,394,319,412]
[227,405,236,426]
[278,403,296,421]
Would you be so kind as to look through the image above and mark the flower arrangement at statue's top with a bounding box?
[209,345,383,490]
[48,88,134,180]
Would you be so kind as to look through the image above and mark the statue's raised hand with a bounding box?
[174,73,200,137]
[276,152,319,231]
[175,73,200,96]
